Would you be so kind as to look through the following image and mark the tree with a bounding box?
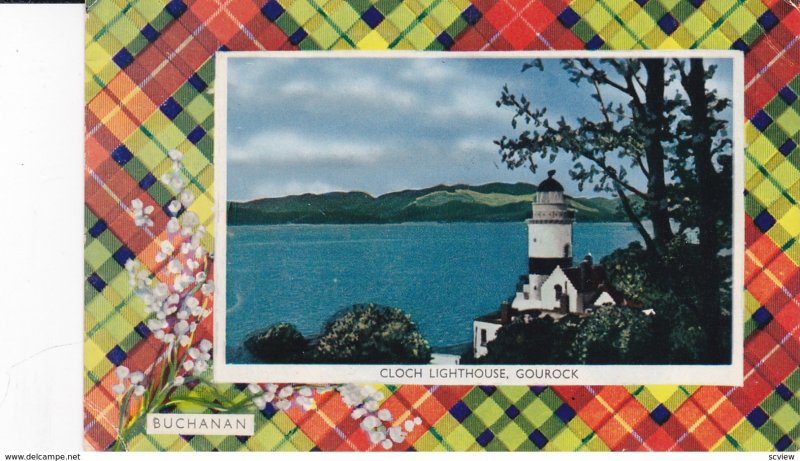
[244,322,310,363]
[568,306,655,364]
[475,314,585,364]
[313,304,432,364]
[495,58,732,362]
[478,315,560,364]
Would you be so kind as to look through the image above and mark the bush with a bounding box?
[469,314,583,364]
[244,322,309,363]
[601,238,731,364]
[567,306,654,364]
[312,303,432,364]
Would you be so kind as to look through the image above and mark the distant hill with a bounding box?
[227,182,629,225]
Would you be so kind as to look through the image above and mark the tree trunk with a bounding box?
[641,59,674,254]
[683,58,724,363]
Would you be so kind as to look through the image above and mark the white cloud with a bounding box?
[428,86,509,124]
[228,130,387,164]
[398,59,462,84]
[278,75,416,110]
[456,135,495,153]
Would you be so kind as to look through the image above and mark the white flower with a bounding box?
[173,274,195,292]
[377,409,392,421]
[160,240,175,255]
[413,417,422,425]
[155,240,175,262]
[298,387,312,397]
[388,426,405,444]
[167,200,182,215]
[275,399,291,411]
[130,198,154,228]
[181,212,200,236]
[116,366,130,379]
[381,440,393,449]
[166,293,180,307]
[129,371,144,385]
[247,383,261,394]
[174,320,190,336]
[253,395,267,410]
[193,360,208,374]
[351,408,367,419]
[201,282,215,296]
[296,396,313,411]
[404,420,415,432]
[166,217,181,234]
[167,259,183,274]
[124,259,138,272]
[112,383,126,395]
[173,376,185,386]
[179,190,195,208]
[361,415,381,430]
[199,339,212,353]
[364,400,379,412]
[278,386,294,399]
[147,318,167,332]
[133,385,146,397]
[368,428,386,444]
[160,170,186,193]
[167,149,183,162]
[180,242,193,255]
[183,360,194,372]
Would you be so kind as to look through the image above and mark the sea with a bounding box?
[225,221,644,362]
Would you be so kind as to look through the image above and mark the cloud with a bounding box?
[279,76,416,109]
[397,59,463,84]
[428,86,509,124]
[457,135,496,153]
[228,130,388,165]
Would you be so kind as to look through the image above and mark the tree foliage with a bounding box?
[244,322,310,363]
[313,304,432,364]
[568,306,654,364]
[465,309,658,365]
[495,58,733,362]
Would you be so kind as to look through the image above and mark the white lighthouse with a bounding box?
[472,171,626,358]
[524,170,574,304]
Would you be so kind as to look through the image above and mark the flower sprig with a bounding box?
[112,148,423,450]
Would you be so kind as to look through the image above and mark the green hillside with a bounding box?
[227,182,630,225]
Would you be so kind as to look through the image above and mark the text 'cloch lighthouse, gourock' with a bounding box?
[472,170,628,358]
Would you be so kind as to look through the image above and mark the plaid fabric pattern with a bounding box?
[85,0,800,452]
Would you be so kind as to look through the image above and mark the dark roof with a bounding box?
[538,170,564,192]
[562,265,625,305]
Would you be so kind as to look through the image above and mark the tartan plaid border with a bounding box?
[85,0,800,452]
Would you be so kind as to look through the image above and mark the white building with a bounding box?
[472,171,626,358]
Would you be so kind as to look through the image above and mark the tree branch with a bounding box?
[614,183,655,250]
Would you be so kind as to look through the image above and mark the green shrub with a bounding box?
[244,322,309,363]
[312,303,432,364]
[567,306,654,364]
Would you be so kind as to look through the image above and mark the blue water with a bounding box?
[226,222,643,361]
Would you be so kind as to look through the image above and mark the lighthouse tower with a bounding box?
[526,170,574,302]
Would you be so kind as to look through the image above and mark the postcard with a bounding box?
[85,0,799,452]
[213,50,744,386]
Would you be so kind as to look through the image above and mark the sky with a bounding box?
[225,55,733,201]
